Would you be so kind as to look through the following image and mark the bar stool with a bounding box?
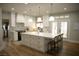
[48,34,63,52]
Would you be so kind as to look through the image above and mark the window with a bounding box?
[52,22,57,35]
[52,21,68,38]
[61,22,67,38]
[49,16,55,21]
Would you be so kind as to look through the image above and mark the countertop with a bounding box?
[21,32,60,39]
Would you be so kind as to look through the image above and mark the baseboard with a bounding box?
[63,39,79,44]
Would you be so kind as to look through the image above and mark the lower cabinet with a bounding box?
[21,34,49,52]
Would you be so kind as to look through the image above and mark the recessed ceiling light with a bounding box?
[46,11,49,13]
[11,8,15,11]
[24,3,28,4]
[64,8,67,10]
[24,11,27,13]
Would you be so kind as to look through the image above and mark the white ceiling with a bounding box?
[0,3,79,16]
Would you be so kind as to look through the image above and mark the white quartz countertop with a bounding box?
[21,32,60,39]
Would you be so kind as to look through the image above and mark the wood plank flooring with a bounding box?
[0,40,79,56]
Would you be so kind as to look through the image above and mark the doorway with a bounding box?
[2,19,9,39]
[52,21,68,38]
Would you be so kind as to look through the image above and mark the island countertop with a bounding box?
[21,32,60,39]
[21,32,62,52]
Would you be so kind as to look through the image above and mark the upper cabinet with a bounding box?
[16,14,25,23]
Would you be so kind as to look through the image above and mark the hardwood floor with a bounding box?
[0,40,79,56]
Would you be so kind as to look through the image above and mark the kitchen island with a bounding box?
[21,32,60,52]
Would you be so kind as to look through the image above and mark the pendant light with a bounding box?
[37,6,42,22]
[28,9,33,22]
[49,3,55,21]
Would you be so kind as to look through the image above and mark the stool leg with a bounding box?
[54,42,56,50]
[48,44,51,52]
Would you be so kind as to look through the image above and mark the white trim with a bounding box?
[63,39,79,44]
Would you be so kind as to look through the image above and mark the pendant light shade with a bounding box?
[28,18,33,22]
[49,16,54,21]
[28,9,33,22]
[37,17,42,22]
[37,6,42,22]
[49,3,55,21]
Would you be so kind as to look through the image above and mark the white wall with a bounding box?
[11,12,16,27]
[2,12,11,20]
[0,8,2,44]
[69,12,79,43]
[0,8,5,51]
